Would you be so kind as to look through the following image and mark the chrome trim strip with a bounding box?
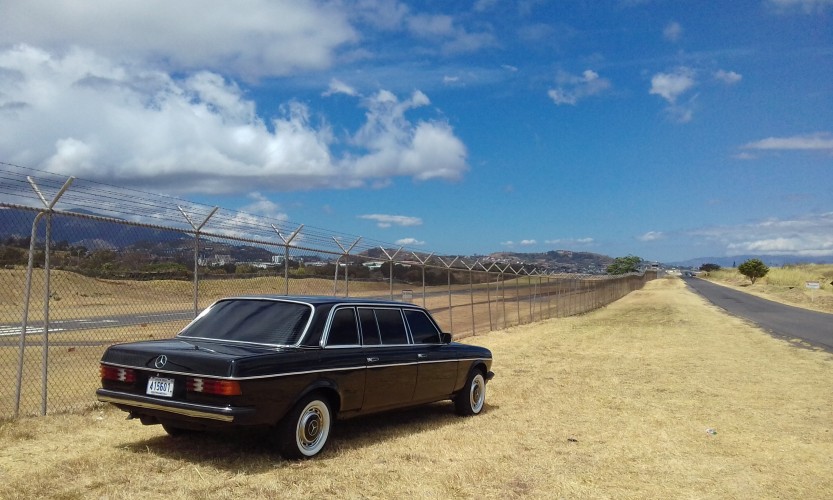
[100,357,490,381]
[96,394,235,422]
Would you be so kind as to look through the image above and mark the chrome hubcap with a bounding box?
[470,375,485,412]
[297,402,329,453]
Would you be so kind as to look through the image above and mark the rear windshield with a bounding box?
[178,299,312,345]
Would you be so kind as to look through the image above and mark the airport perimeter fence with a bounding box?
[0,163,656,418]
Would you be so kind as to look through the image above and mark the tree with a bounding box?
[700,263,721,272]
[738,258,769,284]
[607,255,642,275]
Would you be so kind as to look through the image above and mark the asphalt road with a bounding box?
[682,276,833,353]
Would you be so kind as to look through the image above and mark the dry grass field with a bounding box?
[705,264,833,314]
[1,277,831,499]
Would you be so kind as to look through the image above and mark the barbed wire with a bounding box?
[0,161,445,260]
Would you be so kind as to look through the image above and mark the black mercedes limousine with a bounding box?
[97,295,494,459]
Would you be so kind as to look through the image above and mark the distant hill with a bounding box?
[359,248,613,273]
[0,207,184,249]
[485,250,614,274]
[669,255,833,269]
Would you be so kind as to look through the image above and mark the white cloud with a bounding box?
[359,214,423,228]
[638,231,666,242]
[238,192,288,221]
[519,239,537,246]
[323,79,359,97]
[548,69,611,106]
[693,212,833,257]
[0,0,356,80]
[650,68,697,123]
[742,132,833,150]
[0,45,468,194]
[663,21,683,42]
[406,13,497,55]
[396,237,425,246]
[714,70,742,85]
[350,89,468,181]
[650,68,696,103]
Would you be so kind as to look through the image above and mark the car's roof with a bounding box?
[218,295,413,307]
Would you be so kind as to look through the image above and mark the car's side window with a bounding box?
[375,308,409,345]
[358,308,381,345]
[326,307,360,347]
[404,309,441,344]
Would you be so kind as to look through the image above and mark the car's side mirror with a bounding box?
[441,332,453,344]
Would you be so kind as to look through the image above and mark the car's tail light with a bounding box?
[100,364,136,383]
[186,377,241,396]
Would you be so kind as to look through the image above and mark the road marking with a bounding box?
[0,326,67,337]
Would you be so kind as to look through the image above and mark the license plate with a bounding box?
[146,377,174,397]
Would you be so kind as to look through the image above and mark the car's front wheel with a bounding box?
[276,393,333,459]
[454,369,486,416]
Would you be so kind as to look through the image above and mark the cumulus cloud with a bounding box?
[350,89,468,181]
[693,212,833,257]
[396,237,425,246]
[359,214,423,228]
[406,13,497,54]
[548,69,611,106]
[237,192,289,221]
[650,68,696,103]
[714,70,742,85]
[519,239,537,246]
[0,45,468,194]
[638,231,666,242]
[323,79,359,97]
[650,67,697,123]
[0,0,356,80]
[742,132,833,150]
[663,21,683,42]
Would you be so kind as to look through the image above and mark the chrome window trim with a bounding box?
[100,357,490,381]
[176,297,316,348]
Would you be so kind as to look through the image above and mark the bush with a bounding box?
[738,259,769,284]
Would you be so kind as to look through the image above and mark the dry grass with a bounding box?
[705,264,833,313]
[1,277,831,499]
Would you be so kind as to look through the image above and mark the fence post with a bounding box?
[379,246,403,300]
[478,262,494,331]
[333,237,361,297]
[14,211,44,418]
[437,256,458,333]
[411,252,434,308]
[178,206,218,317]
[272,224,303,295]
[13,175,74,417]
[461,260,477,335]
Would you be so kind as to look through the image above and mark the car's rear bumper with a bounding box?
[96,388,256,423]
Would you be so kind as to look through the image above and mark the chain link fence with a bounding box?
[1,163,656,418]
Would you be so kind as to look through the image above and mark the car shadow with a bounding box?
[119,401,495,471]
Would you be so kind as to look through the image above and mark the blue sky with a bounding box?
[1,0,831,262]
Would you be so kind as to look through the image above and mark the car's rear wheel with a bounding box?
[276,393,332,459]
[454,369,486,416]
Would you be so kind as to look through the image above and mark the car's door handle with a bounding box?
[417,353,428,359]
[367,357,379,363]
